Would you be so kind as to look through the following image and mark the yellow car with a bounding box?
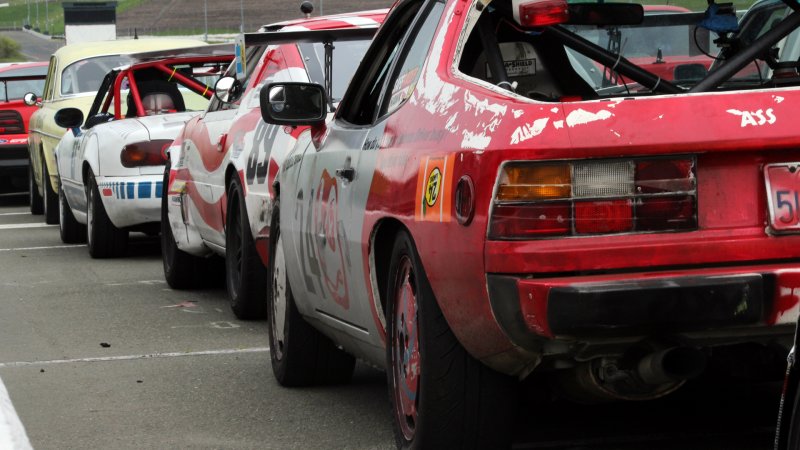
[26,38,207,223]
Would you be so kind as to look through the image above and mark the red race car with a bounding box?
[162,10,386,318]
[0,62,47,190]
[260,0,800,447]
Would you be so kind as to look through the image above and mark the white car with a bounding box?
[54,47,233,257]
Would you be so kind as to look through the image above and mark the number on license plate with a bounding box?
[765,164,800,233]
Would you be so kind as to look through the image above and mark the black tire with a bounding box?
[385,230,516,450]
[225,176,268,319]
[267,199,356,387]
[42,159,59,225]
[86,172,128,258]
[161,163,208,289]
[29,158,43,215]
[59,182,86,243]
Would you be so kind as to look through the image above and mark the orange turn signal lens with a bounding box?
[496,164,571,201]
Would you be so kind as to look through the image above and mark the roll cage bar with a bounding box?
[87,54,234,121]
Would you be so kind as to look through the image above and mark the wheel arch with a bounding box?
[369,218,411,320]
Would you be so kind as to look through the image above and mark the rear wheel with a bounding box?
[225,176,267,319]
[58,182,86,243]
[42,160,59,225]
[161,163,209,289]
[29,159,43,215]
[86,172,128,258]
[267,199,355,386]
[386,230,515,450]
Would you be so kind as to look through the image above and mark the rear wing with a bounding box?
[240,27,379,109]
[126,43,236,63]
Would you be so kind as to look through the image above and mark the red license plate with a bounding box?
[765,163,800,233]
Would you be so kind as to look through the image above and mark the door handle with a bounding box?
[335,167,355,182]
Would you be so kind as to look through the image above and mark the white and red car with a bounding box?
[259,0,800,447]
[53,47,233,256]
[161,11,386,318]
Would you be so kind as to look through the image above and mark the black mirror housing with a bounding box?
[54,107,85,129]
[259,82,327,126]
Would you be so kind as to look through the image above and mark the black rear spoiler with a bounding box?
[242,27,377,47]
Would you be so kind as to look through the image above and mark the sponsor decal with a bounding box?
[726,108,776,127]
[313,170,349,309]
[414,155,454,222]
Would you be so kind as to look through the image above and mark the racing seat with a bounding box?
[126,79,185,117]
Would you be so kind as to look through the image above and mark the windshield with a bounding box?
[298,40,373,102]
[61,55,133,96]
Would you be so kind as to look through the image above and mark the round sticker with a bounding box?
[425,167,441,207]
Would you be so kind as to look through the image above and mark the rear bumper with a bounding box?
[487,264,800,350]
[96,175,163,229]
[0,144,29,175]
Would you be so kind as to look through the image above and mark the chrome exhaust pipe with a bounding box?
[637,347,707,385]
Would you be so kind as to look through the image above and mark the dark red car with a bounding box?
[0,62,47,189]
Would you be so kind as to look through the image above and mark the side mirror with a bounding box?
[54,107,85,129]
[214,76,243,104]
[259,82,327,126]
[23,92,40,107]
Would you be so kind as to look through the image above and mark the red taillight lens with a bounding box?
[637,195,696,231]
[120,139,172,168]
[517,0,570,27]
[636,159,694,194]
[574,199,633,234]
[489,203,571,238]
[489,157,697,239]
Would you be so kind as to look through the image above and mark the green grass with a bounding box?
[0,0,150,35]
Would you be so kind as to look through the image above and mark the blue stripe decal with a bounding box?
[155,181,163,199]
[126,182,134,199]
[138,182,151,199]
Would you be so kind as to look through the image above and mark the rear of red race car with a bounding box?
[0,63,47,190]
[386,0,800,406]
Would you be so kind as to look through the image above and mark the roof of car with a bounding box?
[52,38,209,66]
[262,9,389,32]
[0,61,48,75]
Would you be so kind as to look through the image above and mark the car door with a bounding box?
[290,0,445,342]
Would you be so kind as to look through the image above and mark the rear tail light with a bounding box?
[0,111,24,135]
[514,0,570,27]
[120,139,172,168]
[489,157,697,239]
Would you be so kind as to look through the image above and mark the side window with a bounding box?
[43,56,57,101]
[336,0,428,126]
[207,45,267,112]
[381,2,444,117]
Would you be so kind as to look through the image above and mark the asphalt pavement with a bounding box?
[0,31,61,62]
[0,192,394,449]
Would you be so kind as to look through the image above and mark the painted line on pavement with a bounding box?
[0,376,33,450]
[0,245,85,252]
[0,223,56,230]
[0,347,270,368]
[0,213,30,216]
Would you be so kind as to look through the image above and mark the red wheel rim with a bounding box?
[392,255,420,441]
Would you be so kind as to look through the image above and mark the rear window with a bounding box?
[0,65,46,101]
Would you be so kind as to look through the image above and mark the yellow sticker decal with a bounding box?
[415,155,455,222]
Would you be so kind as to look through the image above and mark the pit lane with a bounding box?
[0,192,782,449]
